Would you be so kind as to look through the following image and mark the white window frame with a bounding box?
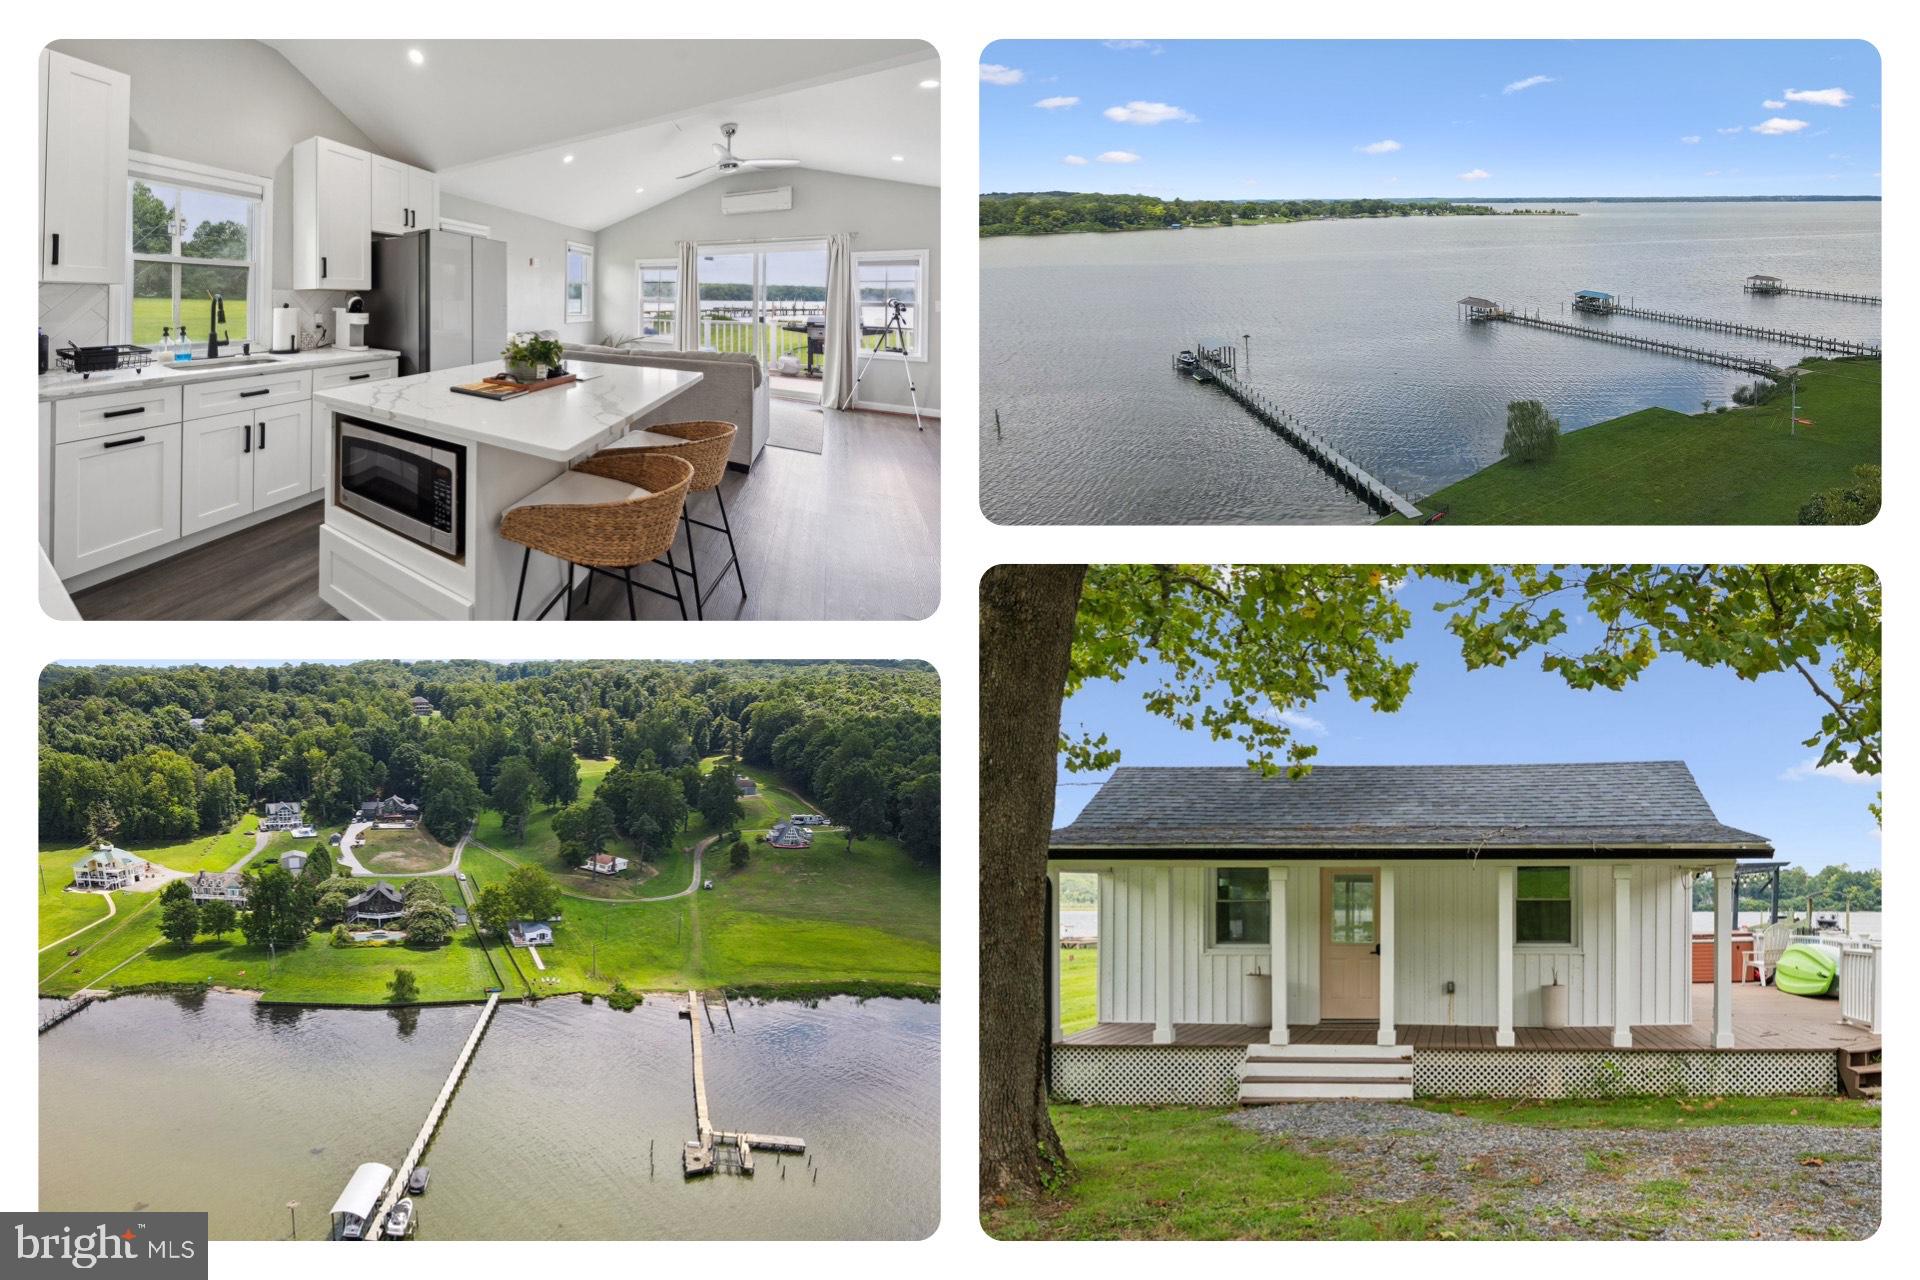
[1514,864,1581,950]
[564,240,594,325]
[635,258,679,347]
[124,151,271,353]
[850,247,930,363]
[1206,865,1272,952]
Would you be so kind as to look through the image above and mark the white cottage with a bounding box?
[1045,762,1863,1102]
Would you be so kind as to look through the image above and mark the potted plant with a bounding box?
[1541,960,1569,1029]
[501,334,565,382]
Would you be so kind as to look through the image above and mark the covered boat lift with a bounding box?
[330,1162,393,1240]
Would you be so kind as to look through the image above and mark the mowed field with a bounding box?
[130,297,250,349]
[355,826,457,874]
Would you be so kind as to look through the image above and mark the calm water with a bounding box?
[980,201,1880,523]
[40,992,939,1240]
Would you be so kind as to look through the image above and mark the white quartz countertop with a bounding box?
[312,361,704,461]
[38,346,402,402]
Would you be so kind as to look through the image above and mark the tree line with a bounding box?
[1692,864,1882,913]
[980,191,1499,237]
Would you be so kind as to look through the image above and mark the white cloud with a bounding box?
[1358,138,1403,155]
[1751,117,1811,135]
[1458,167,1491,181]
[1679,135,1702,144]
[1762,99,1786,110]
[1778,758,1877,786]
[1716,126,1744,134]
[1103,100,1196,125]
[1703,169,1722,177]
[1034,96,1080,110]
[979,63,1025,86]
[1096,150,1142,164]
[1785,86,1853,107]
[1503,74,1553,94]
[1275,708,1328,735]
[1061,154,1089,166]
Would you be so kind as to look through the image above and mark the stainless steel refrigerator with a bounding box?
[366,229,509,375]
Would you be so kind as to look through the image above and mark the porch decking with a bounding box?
[1061,983,1880,1054]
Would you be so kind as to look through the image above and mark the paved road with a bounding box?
[223,827,273,874]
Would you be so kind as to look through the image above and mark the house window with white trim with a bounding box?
[1211,868,1270,946]
[1516,866,1576,945]
[565,241,594,323]
[637,260,678,343]
[127,161,266,350]
[851,249,928,360]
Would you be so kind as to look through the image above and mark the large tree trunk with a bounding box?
[979,564,1087,1203]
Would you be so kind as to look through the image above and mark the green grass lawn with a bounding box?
[38,818,262,945]
[355,826,457,873]
[1413,1094,1880,1130]
[131,296,250,349]
[1060,946,1097,1035]
[83,928,498,1005]
[1384,357,1880,525]
[37,885,115,949]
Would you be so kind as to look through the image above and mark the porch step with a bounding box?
[1236,1042,1413,1103]
[1839,1048,1882,1099]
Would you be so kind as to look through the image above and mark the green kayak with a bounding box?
[1773,942,1840,997]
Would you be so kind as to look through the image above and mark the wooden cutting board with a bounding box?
[450,371,579,400]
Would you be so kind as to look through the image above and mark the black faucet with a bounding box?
[206,293,228,358]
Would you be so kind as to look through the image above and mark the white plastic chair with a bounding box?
[1743,921,1795,985]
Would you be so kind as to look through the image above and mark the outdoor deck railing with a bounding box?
[634,302,916,366]
[1838,942,1882,1033]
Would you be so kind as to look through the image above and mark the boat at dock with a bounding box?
[330,1162,393,1240]
[384,1197,416,1239]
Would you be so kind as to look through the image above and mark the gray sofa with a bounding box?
[562,343,769,470]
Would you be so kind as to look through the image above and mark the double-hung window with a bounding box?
[565,241,594,324]
[851,249,928,360]
[1516,866,1576,946]
[127,155,267,351]
[1211,868,1270,947]
[637,261,679,343]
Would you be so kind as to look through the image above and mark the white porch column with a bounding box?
[1268,866,1289,1045]
[1612,865,1634,1048]
[1152,865,1174,1044]
[1047,868,1064,1044]
[1713,863,1735,1048]
[1376,865,1397,1045]
[1495,865,1516,1047]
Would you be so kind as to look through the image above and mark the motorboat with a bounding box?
[1175,350,1197,371]
[406,1167,430,1195]
[384,1197,415,1238]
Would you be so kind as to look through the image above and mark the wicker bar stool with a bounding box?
[499,452,694,620]
[596,419,744,620]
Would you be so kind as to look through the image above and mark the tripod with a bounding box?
[851,298,925,430]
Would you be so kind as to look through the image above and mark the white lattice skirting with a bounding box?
[1414,1050,1838,1098]
[1051,1046,1244,1106]
[1051,1047,1839,1105]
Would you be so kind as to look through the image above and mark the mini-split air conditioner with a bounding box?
[720,186,794,215]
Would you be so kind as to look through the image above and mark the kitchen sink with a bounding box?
[161,354,283,371]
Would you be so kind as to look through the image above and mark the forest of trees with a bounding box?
[39,660,941,866]
[1692,864,1882,912]
[980,192,1501,237]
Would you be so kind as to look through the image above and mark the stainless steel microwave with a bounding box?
[336,416,465,558]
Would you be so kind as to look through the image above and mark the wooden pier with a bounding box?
[38,991,100,1035]
[1579,299,1879,357]
[1475,307,1784,379]
[1176,344,1422,519]
[680,990,805,1177]
[1744,275,1880,306]
[368,992,500,1240]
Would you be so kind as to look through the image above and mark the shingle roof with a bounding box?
[1050,762,1769,853]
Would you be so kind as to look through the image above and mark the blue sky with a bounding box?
[981,40,1882,199]
[1052,576,1880,873]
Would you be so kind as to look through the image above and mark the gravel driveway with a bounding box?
[1229,1102,1879,1240]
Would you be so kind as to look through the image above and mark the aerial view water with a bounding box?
[979,200,1880,524]
[39,992,939,1240]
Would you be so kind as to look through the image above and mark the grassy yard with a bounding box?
[37,885,115,949]
[38,818,265,946]
[131,296,250,349]
[1384,357,1880,525]
[74,929,498,1005]
[355,826,457,874]
[1060,946,1097,1035]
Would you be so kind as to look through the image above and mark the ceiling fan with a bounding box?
[675,123,798,180]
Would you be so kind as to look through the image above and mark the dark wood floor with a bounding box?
[72,406,939,622]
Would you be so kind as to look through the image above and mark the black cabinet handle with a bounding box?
[243,426,251,453]
[240,388,269,398]
[102,435,145,449]
[321,256,327,279]
[259,422,267,449]
[349,373,371,381]
[103,406,146,419]
[51,233,60,266]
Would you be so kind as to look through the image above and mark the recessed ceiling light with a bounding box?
[562,154,575,164]
[919,78,939,89]
[635,187,645,194]
[890,154,906,162]
[407,49,424,66]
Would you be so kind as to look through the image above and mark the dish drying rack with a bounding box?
[55,343,154,378]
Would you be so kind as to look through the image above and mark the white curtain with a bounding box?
[675,240,699,352]
[821,234,857,409]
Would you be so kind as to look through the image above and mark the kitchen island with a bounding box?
[312,359,702,620]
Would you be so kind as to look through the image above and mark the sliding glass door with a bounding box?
[696,240,828,402]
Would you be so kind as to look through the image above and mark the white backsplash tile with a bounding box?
[39,283,111,350]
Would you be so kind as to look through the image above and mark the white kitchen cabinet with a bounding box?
[291,136,372,290]
[309,358,399,492]
[252,401,313,508]
[372,153,437,234]
[39,50,130,286]
[408,166,438,231]
[180,409,257,536]
[52,422,181,577]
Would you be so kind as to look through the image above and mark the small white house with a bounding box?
[260,801,303,831]
[1045,762,1855,1102]
[509,921,554,947]
[583,853,630,876]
